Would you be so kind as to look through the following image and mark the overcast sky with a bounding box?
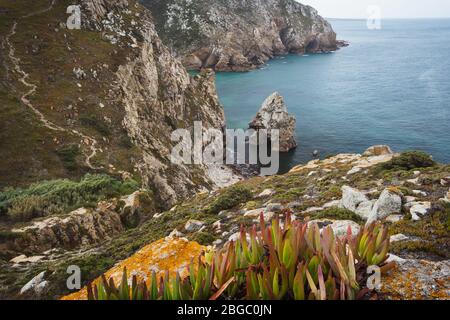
[299,0,450,19]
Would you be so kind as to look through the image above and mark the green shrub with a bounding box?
[190,231,216,245]
[313,207,364,223]
[56,145,81,171]
[375,151,436,173]
[0,231,23,242]
[206,185,253,214]
[0,174,140,222]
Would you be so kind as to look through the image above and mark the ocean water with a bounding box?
[215,19,450,173]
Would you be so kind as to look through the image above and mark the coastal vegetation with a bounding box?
[0,174,139,221]
[87,213,392,300]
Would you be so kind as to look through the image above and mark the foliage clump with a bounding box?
[0,174,139,221]
[375,151,436,173]
[313,207,364,223]
[206,185,253,214]
[390,202,450,259]
[55,145,81,171]
[88,213,392,300]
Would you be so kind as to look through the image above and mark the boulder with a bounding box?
[386,214,403,223]
[302,207,324,214]
[266,203,283,212]
[440,177,450,186]
[412,190,427,197]
[322,200,342,208]
[390,234,410,243]
[168,229,185,239]
[287,201,302,209]
[366,188,402,225]
[184,220,205,232]
[249,92,297,152]
[244,208,266,218]
[309,219,360,237]
[20,271,48,296]
[341,186,368,212]
[363,145,393,157]
[347,167,362,175]
[10,255,45,265]
[439,189,450,203]
[355,200,376,220]
[257,189,276,198]
[410,202,432,221]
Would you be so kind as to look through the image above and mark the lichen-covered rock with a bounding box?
[20,271,48,296]
[61,237,206,300]
[249,92,297,152]
[341,186,368,212]
[142,0,339,71]
[363,145,394,157]
[366,188,403,225]
[381,259,450,300]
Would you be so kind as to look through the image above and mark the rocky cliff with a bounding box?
[0,0,238,207]
[141,0,340,71]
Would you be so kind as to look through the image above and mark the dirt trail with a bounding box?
[4,0,103,170]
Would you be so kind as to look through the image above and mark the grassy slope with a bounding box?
[0,0,141,188]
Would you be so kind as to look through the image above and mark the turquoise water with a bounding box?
[215,19,450,172]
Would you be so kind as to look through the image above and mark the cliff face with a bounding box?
[0,0,238,206]
[141,0,338,71]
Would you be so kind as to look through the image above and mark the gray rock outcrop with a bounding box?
[381,259,450,300]
[341,186,369,212]
[249,92,297,152]
[366,188,403,225]
[10,207,124,254]
[19,271,48,296]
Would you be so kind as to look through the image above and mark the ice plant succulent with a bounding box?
[87,212,392,300]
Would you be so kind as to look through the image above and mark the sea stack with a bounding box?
[249,92,297,152]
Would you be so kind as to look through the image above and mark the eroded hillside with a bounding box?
[0,0,237,207]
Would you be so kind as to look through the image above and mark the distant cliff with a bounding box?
[141,0,339,71]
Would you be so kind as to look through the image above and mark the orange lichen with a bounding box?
[61,237,207,300]
[381,261,450,300]
[387,186,403,195]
